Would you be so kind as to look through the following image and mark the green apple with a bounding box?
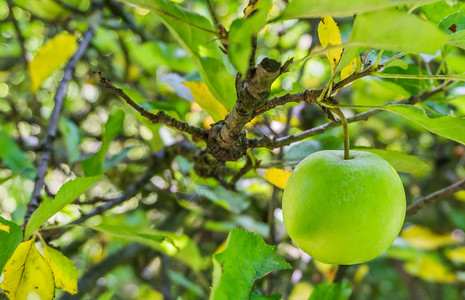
[282,150,406,265]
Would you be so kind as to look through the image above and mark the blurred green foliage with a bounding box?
[1,0,465,299]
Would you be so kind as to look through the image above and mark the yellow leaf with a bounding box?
[341,57,358,80]
[446,247,465,263]
[263,168,292,189]
[289,282,313,300]
[0,223,10,233]
[183,81,229,122]
[401,225,456,250]
[314,260,336,281]
[454,190,465,202]
[318,16,343,73]
[404,256,455,283]
[43,246,78,294]
[29,32,78,92]
[354,264,369,283]
[1,240,55,300]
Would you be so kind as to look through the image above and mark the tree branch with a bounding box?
[228,155,254,189]
[253,89,321,116]
[253,64,383,117]
[6,0,27,65]
[406,177,465,216]
[205,0,219,30]
[7,0,42,116]
[23,12,102,225]
[104,0,151,42]
[95,71,208,141]
[70,167,156,225]
[207,58,287,161]
[248,83,448,149]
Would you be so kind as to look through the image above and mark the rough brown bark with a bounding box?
[207,58,284,161]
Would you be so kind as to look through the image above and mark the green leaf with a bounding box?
[281,0,434,19]
[169,271,206,296]
[421,1,464,24]
[199,56,236,110]
[195,186,250,213]
[82,108,125,176]
[119,0,236,110]
[284,137,343,162]
[377,104,465,145]
[14,0,70,20]
[84,224,203,271]
[129,41,195,73]
[123,85,189,119]
[0,130,36,180]
[210,228,291,300]
[43,246,78,294]
[352,147,430,175]
[250,291,281,300]
[308,280,352,300]
[448,30,465,50]
[25,175,100,238]
[104,146,136,171]
[0,217,23,273]
[337,10,447,72]
[349,10,448,54]
[381,65,429,96]
[58,118,80,163]
[228,0,272,75]
[29,32,78,92]
[366,50,408,70]
[438,11,465,33]
[86,224,166,246]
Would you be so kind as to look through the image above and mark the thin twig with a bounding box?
[95,71,208,141]
[23,12,102,225]
[6,0,42,115]
[161,254,172,300]
[70,164,157,225]
[373,72,465,81]
[6,0,27,65]
[205,0,219,30]
[253,90,321,116]
[406,177,465,216]
[228,155,254,188]
[105,0,151,42]
[117,33,130,81]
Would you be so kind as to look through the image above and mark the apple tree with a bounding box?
[1,0,465,299]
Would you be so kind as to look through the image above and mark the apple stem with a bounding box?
[331,108,350,159]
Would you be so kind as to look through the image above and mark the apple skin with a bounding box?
[282,150,406,265]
